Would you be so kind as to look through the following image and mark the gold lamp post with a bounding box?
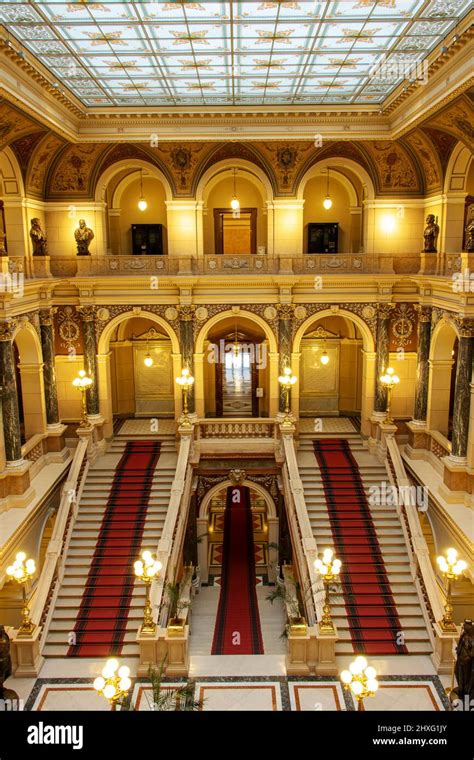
[340,656,379,711]
[437,548,467,632]
[6,552,36,636]
[278,366,297,418]
[72,369,93,427]
[134,550,162,635]
[176,366,194,426]
[314,548,341,633]
[379,366,400,424]
[93,658,131,711]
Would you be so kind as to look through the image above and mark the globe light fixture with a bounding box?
[93,658,131,711]
[6,552,36,636]
[278,366,297,416]
[379,366,400,424]
[437,548,467,632]
[72,369,93,427]
[323,168,333,210]
[137,168,147,211]
[144,353,153,367]
[314,548,341,633]
[340,656,379,711]
[320,350,329,365]
[134,550,162,634]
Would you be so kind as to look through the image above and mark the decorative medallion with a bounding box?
[264,306,278,321]
[165,306,179,322]
[294,305,307,321]
[362,305,376,320]
[195,306,209,322]
[96,307,110,322]
[56,306,81,353]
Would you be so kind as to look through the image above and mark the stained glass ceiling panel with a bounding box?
[0,0,471,107]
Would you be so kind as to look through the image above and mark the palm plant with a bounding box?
[145,659,201,711]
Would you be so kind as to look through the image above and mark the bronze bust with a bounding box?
[0,625,12,692]
[74,219,94,256]
[465,209,474,252]
[453,619,474,703]
[423,214,439,253]
[30,218,48,256]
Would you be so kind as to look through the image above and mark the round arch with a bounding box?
[97,310,181,437]
[195,158,274,204]
[444,142,473,194]
[12,321,47,441]
[292,308,375,435]
[427,318,459,437]
[94,158,173,204]
[297,156,375,202]
[194,308,279,418]
[0,146,25,198]
[196,479,279,583]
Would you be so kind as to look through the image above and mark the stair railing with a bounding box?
[149,425,195,626]
[30,435,90,647]
[278,425,322,626]
[385,434,444,646]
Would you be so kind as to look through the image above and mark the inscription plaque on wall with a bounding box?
[300,342,340,414]
[133,341,173,416]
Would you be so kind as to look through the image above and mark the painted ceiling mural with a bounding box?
[0,0,471,107]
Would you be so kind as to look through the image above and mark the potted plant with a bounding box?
[266,574,307,637]
[145,659,201,711]
[166,567,192,636]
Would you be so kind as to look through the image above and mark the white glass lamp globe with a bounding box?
[323,196,333,210]
[138,198,147,212]
[231,197,240,211]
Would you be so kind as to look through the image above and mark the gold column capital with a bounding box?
[39,307,58,327]
[414,304,432,323]
[377,303,395,321]
[0,319,16,341]
[177,304,196,322]
[77,305,96,323]
[276,303,295,321]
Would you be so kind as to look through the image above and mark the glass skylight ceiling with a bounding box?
[0,0,471,107]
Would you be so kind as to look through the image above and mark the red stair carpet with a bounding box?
[67,440,161,657]
[211,486,264,655]
[313,439,408,655]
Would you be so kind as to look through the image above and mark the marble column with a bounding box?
[374,303,394,414]
[451,320,474,459]
[0,320,23,463]
[39,308,60,427]
[277,304,295,413]
[413,306,432,424]
[78,306,99,416]
[178,305,195,414]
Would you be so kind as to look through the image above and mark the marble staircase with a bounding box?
[42,431,177,658]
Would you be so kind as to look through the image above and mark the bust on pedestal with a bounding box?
[74,219,94,256]
[423,214,440,253]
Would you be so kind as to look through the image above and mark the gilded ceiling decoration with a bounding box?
[48,143,107,196]
[0,101,43,151]
[421,127,458,172]
[9,131,46,176]
[425,97,474,152]
[361,140,422,194]
[0,0,471,108]
[402,130,442,192]
[27,133,66,196]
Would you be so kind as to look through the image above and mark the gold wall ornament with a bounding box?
[377,303,395,321]
[0,319,17,342]
[39,307,57,328]
[229,468,246,485]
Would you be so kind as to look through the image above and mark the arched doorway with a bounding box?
[97,310,181,437]
[195,309,279,418]
[293,309,374,433]
[427,319,459,439]
[12,322,46,443]
[192,480,284,656]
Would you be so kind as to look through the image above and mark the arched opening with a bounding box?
[13,323,46,443]
[195,309,278,419]
[97,310,181,436]
[192,481,284,656]
[203,169,267,255]
[95,160,173,257]
[427,319,459,440]
[108,316,174,418]
[293,309,374,434]
[298,314,363,417]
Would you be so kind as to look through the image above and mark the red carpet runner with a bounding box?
[211,486,264,655]
[68,440,161,657]
[313,439,408,655]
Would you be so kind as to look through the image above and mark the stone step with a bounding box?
[335,641,432,654]
[43,644,139,658]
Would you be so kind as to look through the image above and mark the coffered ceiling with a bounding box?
[0,0,471,108]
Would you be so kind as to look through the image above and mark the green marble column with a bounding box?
[451,321,474,459]
[39,308,60,426]
[413,306,432,424]
[374,303,394,414]
[78,306,99,416]
[0,320,22,462]
[277,304,295,413]
[178,305,195,414]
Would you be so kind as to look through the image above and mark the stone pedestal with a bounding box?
[165,625,189,676]
[314,625,338,676]
[431,621,457,674]
[9,626,44,677]
[76,256,94,276]
[376,421,398,461]
[136,628,162,678]
[419,252,437,275]
[286,630,311,675]
[406,420,429,456]
[441,454,468,494]
[32,256,52,279]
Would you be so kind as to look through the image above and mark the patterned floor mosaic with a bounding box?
[117,418,176,436]
[24,675,450,712]
[299,417,357,434]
